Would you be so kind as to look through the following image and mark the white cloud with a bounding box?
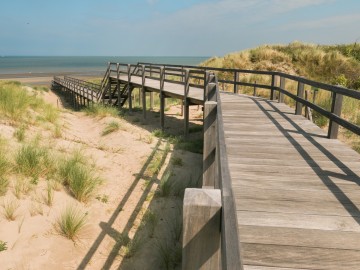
[282,13,360,30]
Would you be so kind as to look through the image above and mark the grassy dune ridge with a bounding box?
[200,42,360,152]
[201,41,360,89]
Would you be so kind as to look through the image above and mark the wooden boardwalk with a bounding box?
[221,93,360,270]
[53,63,360,269]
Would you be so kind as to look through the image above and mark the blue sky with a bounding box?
[0,0,359,56]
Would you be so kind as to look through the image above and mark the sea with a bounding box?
[0,56,209,76]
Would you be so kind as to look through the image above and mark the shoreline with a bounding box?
[0,72,104,85]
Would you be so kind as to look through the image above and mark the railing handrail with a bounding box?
[134,61,359,137]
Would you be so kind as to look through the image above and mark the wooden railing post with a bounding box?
[141,64,146,119]
[203,101,217,188]
[233,71,239,93]
[182,188,221,270]
[184,69,190,138]
[279,76,285,103]
[295,81,305,115]
[160,67,165,131]
[328,91,343,139]
[253,81,257,96]
[270,74,278,100]
[116,63,121,109]
[127,64,132,112]
[205,73,217,102]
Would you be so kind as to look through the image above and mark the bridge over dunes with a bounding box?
[52,62,360,270]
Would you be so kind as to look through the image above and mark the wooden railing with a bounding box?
[53,76,99,106]
[136,62,360,139]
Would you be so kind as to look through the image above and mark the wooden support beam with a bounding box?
[117,63,121,110]
[141,65,146,119]
[184,69,190,138]
[182,188,221,270]
[279,76,285,103]
[304,90,313,122]
[328,91,343,139]
[203,101,217,188]
[253,81,257,96]
[271,74,278,100]
[160,67,165,131]
[295,81,305,115]
[234,71,239,93]
[127,64,132,112]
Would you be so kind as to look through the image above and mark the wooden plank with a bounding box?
[237,210,360,232]
[239,225,360,250]
[242,243,360,270]
[235,197,360,217]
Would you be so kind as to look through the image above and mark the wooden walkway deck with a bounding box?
[53,64,360,269]
[221,93,360,270]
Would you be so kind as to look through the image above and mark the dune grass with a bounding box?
[120,234,142,258]
[15,143,54,178]
[201,42,360,152]
[2,198,19,221]
[56,204,87,241]
[156,170,173,197]
[14,125,26,142]
[101,121,120,136]
[0,81,59,124]
[83,104,119,118]
[58,150,101,202]
[0,178,9,196]
[0,240,7,252]
[0,142,10,196]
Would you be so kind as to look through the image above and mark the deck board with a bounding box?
[221,93,360,269]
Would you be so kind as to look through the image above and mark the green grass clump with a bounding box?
[2,198,19,221]
[171,157,183,166]
[44,181,54,206]
[83,104,118,118]
[15,143,54,178]
[33,86,49,92]
[14,125,26,142]
[68,165,101,202]
[0,240,7,252]
[0,81,59,123]
[0,178,9,196]
[0,140,10,196]
[156,170,173,197]
[176,139,203,154]
[0,81,32,121]
[101,121,120,136]
[141,210,158,238]
[56,204,87,241]
[58,151,101,202]
[43,103,59,123]
[119,234,142,258]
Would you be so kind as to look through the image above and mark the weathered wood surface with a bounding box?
[113,75,204,105]
[220,93,360,270]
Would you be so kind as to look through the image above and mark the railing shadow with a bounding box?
[77,139,164,269]
[250,95,360,224]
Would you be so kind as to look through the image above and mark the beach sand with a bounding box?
[0,82,202,269]
[0,73,103,86]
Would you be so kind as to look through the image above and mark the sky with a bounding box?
[0,0,360,57]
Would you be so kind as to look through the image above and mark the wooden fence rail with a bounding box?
[136,62,360,139]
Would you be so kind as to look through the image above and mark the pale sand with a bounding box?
[0,84,203,269]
